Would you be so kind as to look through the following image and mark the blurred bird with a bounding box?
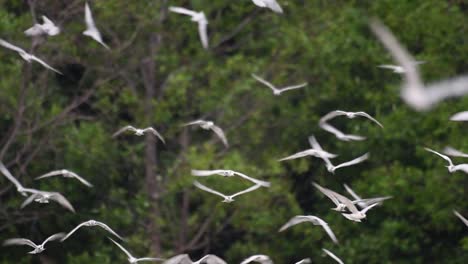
[443,146,468,158]
[319,122,366,141]
[61,220,123,242]
[319,110,384,128]
[343,184,392,209]
[163,254,226,264]
[279,215,338,244]
[20,190,75,213]
[192,169,270,187]
[193,181,262,203]
[278,136,337,162]
[83,2,110,49]
[322,248,343,264]
[313,182,348,212]
[108,238,165,263]
[240,254,273,264]
[425,147,468,174]
[112,125,165,144]
[0,38,62,74]
[252,74,307,95]
[35,169,93,188]
[377,61,425,74]
[453,210,468,227]
[169,7,208,49]
[251,0,283,13]
[294,259,311,264]
[182,120,228,147]
[3,233,65,254]
[450,111,468,121]
[25,16,60,37]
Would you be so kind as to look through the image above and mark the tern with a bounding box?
[35,169,93,187]
[319,110,383,128]
[294,258,311,264]
[240,254,273,264]
[279,215,338,244]
[370,19,468,111]
[20,190,76,213]
[453,210,468,227]
[378,61,425,74]
[251,0,283,13]
[83,2,110,49]
[278,136,337,162]
[425,147,468,174]
[112,125,166,144]
[163,254,227,264]
[312,182,348,212]
[343,184,392,209]
[182,120,228,147]
[3,233,65,254]
[322,248,343,264]
[252,74,307,95]
[193,181,262,203]
[319,122,366,141]
[109,238,164,263]
[450,111,468,121]
[169,7,208,49]
[0,38,62,74]
[25,16,60,37]
[442,146,468,158]
[61,220,123,242]
[192,169,270,187]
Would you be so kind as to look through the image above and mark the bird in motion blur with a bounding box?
[343,184,392,209]
[377,61,425,74]
[453,210,468,227]
[3,233,65,254]
[251,0,283,13]
[20,189,75,213]
[193,181,262,203]
[322,248,343,264]
[163,254,227,264]
[169,7,209,49]
[279,215,338,244]
[294,258,311,264]
[278,136,337,162]
[24,16,60,37]
[83,2,110,49]
[61,220,124,242]
[449,111,468,122]
[240,254,273,264]
[112,125,166,144]
[0,39,62,74]
[192,169,270,187]
[183,120,228,147]
[108,238,165,263]
[442,146,468,158]
[252,74,307,95]
[319,110,384,128]
[370,19,468,111]
[35,169,93,187]
[425,147,468,174]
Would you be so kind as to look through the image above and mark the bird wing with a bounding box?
[169,7,198,17]
[233,171,271,187]
[320,222,339,244]
[20,193,39,209]
[240,255,271,264]
[443,146,468,158]
[355,112,384,128]
[109,237,133,259]
[312,182,341,208]
[230,184,262,198]
[343,184,362,201]
[343,134,366,141]
[278,150,310,161]
[322,248,343,264]
[84,2,97,30]
[359,202,379,214]
[265,0,283,13]
[3,238,37,248]
[49,192,76,213]
[163,254,192,264]
[295,258,311,264]
[95,222,124,240]
[136,257,165,262]
[197,254,227,264]
[308,135,335,168]
[29,55,63,74]
[279,215,319,232]
[42,16,54,26]
[0,39,26,54]
[450,111,468,121]
[239,255,259,264]
[42,233,66,246]
[319,110,347,123]
[35,170,64,180]
[0,161,24,190]
[277,83,307,93]
[377,64,400,70]
[197,18,209,50]
[191,170,225,176]
[193,181,227,199]
[453,164,468,174]
[424,75,468,108]
[61,222,88,241]
[71,173,93,188]
[356,196,392,208]
[334,153,370,170]
[424,147,453,167]
[182,120,206,127]
[251,0,267,7]
[112,125,136,137]
[210,125,229,147]
[319,122,345,138]
[453,210,468,226]
[144,128,166,144]
[251,74,278,92]
[332,191,360,214]
[24,24,44,36]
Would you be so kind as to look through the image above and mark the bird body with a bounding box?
[183,120,228,147]
[25,16,60,37]
[20,189,76,213]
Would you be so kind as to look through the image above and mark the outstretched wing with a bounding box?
[450,111,468,121]
[49,192,76,213]
[197,18,209,50]
[443,146,468,158]
[0,161,24,190]
[42,233,66,246]
[135,257,165,262]
[191,170,224,176]
[312,182,341,208]
[210,125,228,147]
[265,0,283,13]
[30,55,63,74]
[193,181,227,200]
[454,210,468,226]
[334,153,370,170]
[343,184,361,201]
[84,2,96,30]
[144,127,166,144]
[109,237,133,259]
[163,254,192,264]
[61,222,88,242]
[169,6,198,17]
[319,110,347,123]
[20,193,39,209]
[230,184,262,198]
[95,222,124,240]
[322,248,343,264]
[0,39,26,54]
[112,125,136,138]
[3,238,37,248]
[182,120,206,127]
[71,173,93,188]
[35,170,64,180]
[294,258,311,264]
[251,74,278,93]
[355,112,384,128]
[279,215,319,232]
[233,171,270,187]
[424,147,453,167]
[197,254,227,264]
[377,64,400,71]
[277,83,307,93]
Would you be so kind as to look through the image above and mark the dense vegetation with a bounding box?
[0,0,467,263]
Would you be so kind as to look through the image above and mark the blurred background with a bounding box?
[0,0,467,263]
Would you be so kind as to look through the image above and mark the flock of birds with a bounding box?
[0,0,467,263]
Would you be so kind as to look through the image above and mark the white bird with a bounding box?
[279,215,338,244]
[3,233,65,254]
[252,74,307,96]
[163,254,226,264]
[319,122,366,142]
[453,210,468,227]
[322,248,343,264]
[191,169,270,187]
[343,184,392,209]
[0,161,29,196]
[278,148,338,162]
[20,189,76,213]
[83,2,110,49]
[294,259,311,264]
[319,110,384,128]
[112,125,166,144]
[109,238,164,263]
[450,111,468,121]
[35,169,93,187]
[312,182,348,212]
[0,38,62,74]
[443,146,468,158]
[61,220,123,242]
[425,147,468,174]
[193,181,262,203]
[25,16,60,37]
[182,120,228,147]
[251,0,283,13]
[169,7,209,49]
[240,254,273,264]
[370,19,468,111]
[377,61,425,74]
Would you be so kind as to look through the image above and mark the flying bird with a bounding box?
[319,122,366,141]
[193,181,262,203]
[377,61,425,74]
[182,120,228,147]
[3,233,65,254]
[240,254,273,264]
[169,7,209,49]
[163,254,226,264]
[453,210,468,227]
[450,111,468,121]
[319,110,384,128]
[20,190,75,213]
[251,0,283,13]
[278,137,337,162]
[35,169,93,187]
[294,259,311,264]
[343,184,392,209]
[61,220,123,242]
[83,2,110,49]
[192,169,270,187]
[112,126,165,144]
[312,182,348,212]
[279,215,338,244]
[442,146,468,158]
[425,147,468,174]
[0,38,62,74]
[252,74,307,95]
[109,238,164,263]
[370,19,468,111]
[322,248,343,264]
[25,16,60,37]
